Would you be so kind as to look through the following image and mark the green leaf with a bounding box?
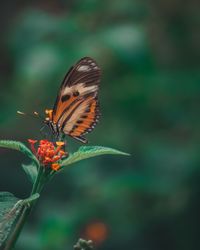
[22,163,38,184]
[22,193,40,205]
[0,192,40,247]
[0,140,39,167]
[61,146,130,168]
[0,192,23,247]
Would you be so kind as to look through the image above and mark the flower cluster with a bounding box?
[28,139,67,171]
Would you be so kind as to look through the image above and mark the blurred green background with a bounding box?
[0,0,200,249]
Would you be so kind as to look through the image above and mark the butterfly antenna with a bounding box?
[33,111,44,121]
[17,110,44,121]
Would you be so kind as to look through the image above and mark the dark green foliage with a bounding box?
[0,140,39,167]
[0,0,199,250]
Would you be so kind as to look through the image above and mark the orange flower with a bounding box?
[28,139,38,155]
[84,222,108,244]
[51,163,60,171]
[28,139,68,171]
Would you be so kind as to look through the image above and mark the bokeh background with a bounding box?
[0,0,200,249]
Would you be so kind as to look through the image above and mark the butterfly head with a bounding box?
[45,109,53,122]
[44,109,61,138]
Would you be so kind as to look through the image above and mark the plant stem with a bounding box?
[5,166,44,250]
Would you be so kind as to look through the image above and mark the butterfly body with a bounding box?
[45,57,101,144]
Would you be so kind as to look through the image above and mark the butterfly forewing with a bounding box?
[51,57,101,143]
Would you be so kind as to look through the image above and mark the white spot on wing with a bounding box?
[77,65,91,72]
[62,83,98,96]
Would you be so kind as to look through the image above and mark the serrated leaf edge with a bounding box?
[61,146,130,168]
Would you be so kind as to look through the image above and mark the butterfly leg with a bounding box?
[40,124,53,140]
[40,125,48,138]
[57,133,65,142]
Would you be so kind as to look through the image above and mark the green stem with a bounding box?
[5,166,45,250]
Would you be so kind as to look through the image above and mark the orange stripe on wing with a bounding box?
[69,99,99,137]
[53,95,78,123]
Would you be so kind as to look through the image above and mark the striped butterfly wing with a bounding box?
[52,57,101,143]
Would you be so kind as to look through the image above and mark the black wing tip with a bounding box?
[79,56,96,61]
[78,57,100,67]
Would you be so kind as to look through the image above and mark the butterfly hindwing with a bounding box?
[51,57,101,143]
[64,97,99,135]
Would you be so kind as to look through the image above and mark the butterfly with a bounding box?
[44,57,101,144]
